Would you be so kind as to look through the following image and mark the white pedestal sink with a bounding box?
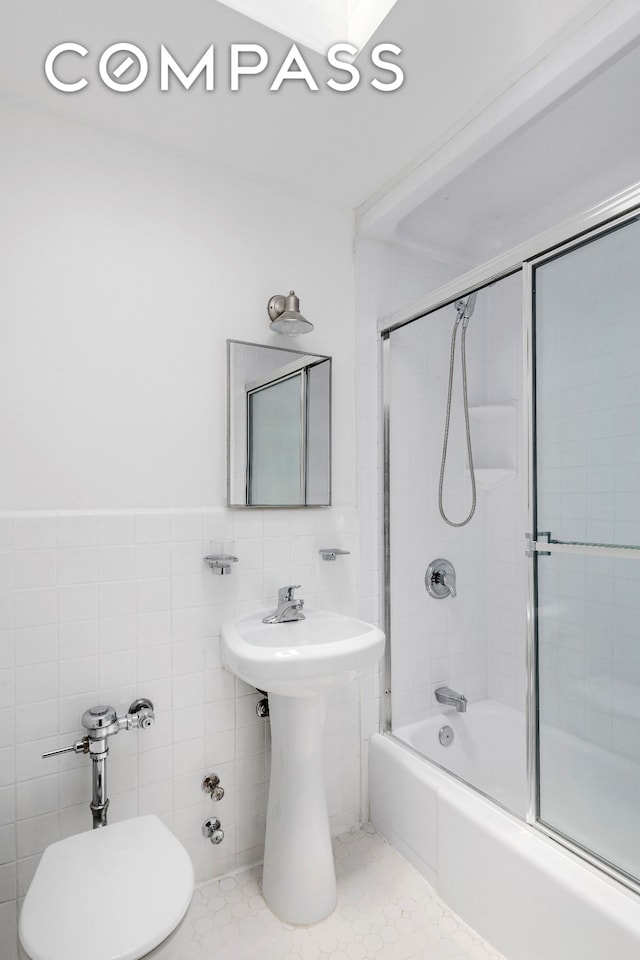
[221,609,385,924]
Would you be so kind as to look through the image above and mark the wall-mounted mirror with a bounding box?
[227,340,331,507]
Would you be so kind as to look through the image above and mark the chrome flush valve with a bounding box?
[79,699,155,740]
[126,698,155,729]
[42,698,155,829]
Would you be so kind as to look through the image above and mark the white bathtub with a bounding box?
[394,699,527,816]
[370,700,640,960]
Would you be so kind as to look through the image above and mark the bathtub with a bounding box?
[394,699,527,816]
[370,699,640,960]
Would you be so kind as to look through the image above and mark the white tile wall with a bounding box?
[376,267,527,732]
[484,276,528,709]
[536,218,640,547]
[387,296,488,728]
[0,506,362,960]
[535,218,640,761]
[354,237,472,814]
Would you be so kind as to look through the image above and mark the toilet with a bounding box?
[19,816,194,960]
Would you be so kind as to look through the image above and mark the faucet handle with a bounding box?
[440,570,456,598]
[278,584,301,602]
[425,559,456,600]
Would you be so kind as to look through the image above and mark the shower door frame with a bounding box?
[524,208,640,896]
[379,183,640,898]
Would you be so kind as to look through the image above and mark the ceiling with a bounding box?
[396,35,640,265]
[0,0,610,210]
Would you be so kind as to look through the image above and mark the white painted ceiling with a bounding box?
[0,0,609,209]
[395,37,640,265]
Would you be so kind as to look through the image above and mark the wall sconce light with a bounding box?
[267,290,313,336]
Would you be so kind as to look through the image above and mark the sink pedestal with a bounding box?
[221,607,385,924]
[262,693,336,924]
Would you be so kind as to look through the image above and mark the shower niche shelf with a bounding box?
[466,402,516,488]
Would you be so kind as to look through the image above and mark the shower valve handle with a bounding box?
[437,570,456,598]
[426,559,457,600]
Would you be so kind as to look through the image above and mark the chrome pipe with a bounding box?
[90,753,109,829]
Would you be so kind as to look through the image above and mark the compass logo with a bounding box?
[44,42,404,93]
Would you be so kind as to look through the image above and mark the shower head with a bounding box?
[465,292,477,318]
[454,292,478,324]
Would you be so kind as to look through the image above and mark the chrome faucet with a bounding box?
[435,686,467,713]
[262,585,305,624]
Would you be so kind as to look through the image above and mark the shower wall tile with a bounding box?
[539,551,640,763]
[484,275,528,712]
[353,237,474,814]
[534,225,640,760]
[381,268,527,731]
[537,229,640,547]
[0,504,362,945]
[387,298,489,728]
[12,516,56,552]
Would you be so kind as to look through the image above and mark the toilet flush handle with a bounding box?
[43,738,89,758]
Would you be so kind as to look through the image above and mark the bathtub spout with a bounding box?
[435,686,467,713]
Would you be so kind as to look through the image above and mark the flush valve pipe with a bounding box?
[42,698,155,829]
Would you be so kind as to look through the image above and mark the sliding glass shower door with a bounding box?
[533,214,640,885]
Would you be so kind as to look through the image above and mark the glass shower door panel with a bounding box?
[535,213,640,886]
[537,552,640,881]
[535,216,640,547]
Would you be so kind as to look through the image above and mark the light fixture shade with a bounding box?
[268,290,313,335]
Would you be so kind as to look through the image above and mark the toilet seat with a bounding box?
[19,815,194,960]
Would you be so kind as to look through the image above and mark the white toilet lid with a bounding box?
[19,815,194,960]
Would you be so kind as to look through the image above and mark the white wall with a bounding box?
[0,99,361,959]
[0,98,355,510]
[484,276,527,709]
[387,271,527,726]
[354,236,467,813]
[387,294,490,726]
[354,238,527,804]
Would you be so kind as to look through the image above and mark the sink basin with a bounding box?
[220,607,385,924]
[221,608,385,697]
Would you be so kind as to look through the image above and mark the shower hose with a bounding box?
[438,307,476,527]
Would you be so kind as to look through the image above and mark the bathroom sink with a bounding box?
[220,607,385,924]
[221,608,385,697]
